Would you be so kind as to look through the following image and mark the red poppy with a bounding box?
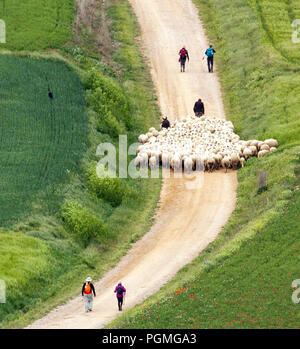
[174,288,184,295]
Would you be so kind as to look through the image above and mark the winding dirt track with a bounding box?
[26,0,237,329]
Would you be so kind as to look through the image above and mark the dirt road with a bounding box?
[26,0,237,329]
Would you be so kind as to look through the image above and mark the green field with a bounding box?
[111,0,300,329]
[0,54,87,226]
[0,0,162,328]
[0,0,74,51]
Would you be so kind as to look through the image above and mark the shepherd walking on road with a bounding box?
[178,46,189,72]
[81,277,96,313]
[204,44,216,73]
[193,98,205,117]
[114,281,126,311]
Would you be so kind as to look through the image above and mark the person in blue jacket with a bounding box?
[204,45,216,73]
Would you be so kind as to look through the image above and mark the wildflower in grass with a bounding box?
[174,288,184,295]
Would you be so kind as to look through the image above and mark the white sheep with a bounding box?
[260,143,270,152]
[264,139,278,148]
[258,150,269,158]
[149,156,158,169]
[221,156,231,173]
[137,116,278,173]
[183,156,193,173]
[170,154,181,172]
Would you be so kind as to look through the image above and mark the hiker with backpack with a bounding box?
[81,277,96,313]
[193,98,205,117]
[178,46,189,72]
[204,44,216,73]
[114,280,126,311]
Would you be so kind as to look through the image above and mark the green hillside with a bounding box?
[111,0,300,329]
[0,0,161,328]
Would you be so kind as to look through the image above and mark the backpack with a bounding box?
[85,283,91,294]
[117,285,123,295]
[180,48,186,57]
[206,47,214,57]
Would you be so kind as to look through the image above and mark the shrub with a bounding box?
[61,201,108,246]
[87,163,126,207]
[83,68,132,137]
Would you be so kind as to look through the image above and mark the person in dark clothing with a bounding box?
[161,117,171,129]
[114,280,126,311]
[193,99,205,117]
[204,45,216,73]
[178,46,189,72]
[81,277,96,312]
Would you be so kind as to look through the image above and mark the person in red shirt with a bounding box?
[114,280,126,311]
[178,46,189,72]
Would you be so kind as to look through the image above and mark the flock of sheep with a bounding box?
[134,115,278,172]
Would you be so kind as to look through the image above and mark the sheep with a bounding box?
[260,143,270,152]
[149,156,158,169]
[221,156,231,173]
[250,140,259,148]
[264,138,278,148]
[134,155,143,167]
[170,154,181,172]
[248,145,258,156]
[138,134,148,144]
[183,156,193,173]
[137,144,144,153]
[214,153,223,169]
[137,115,278,173]
[243,147,252,159]
[194,155,205,171]
[257,141,264,149]
[240,157,245,168]
[162,152,171,168]
[206,157,216,172]
[139,152,149,167]
[231,153,240,169]
[258,150,269,158]
[146,132,153,138]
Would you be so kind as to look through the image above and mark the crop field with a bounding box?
[0,54,87,226]
[0,0,74,51]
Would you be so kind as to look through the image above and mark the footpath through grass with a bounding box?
[0,0,161,328]
[111,0,300,329]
